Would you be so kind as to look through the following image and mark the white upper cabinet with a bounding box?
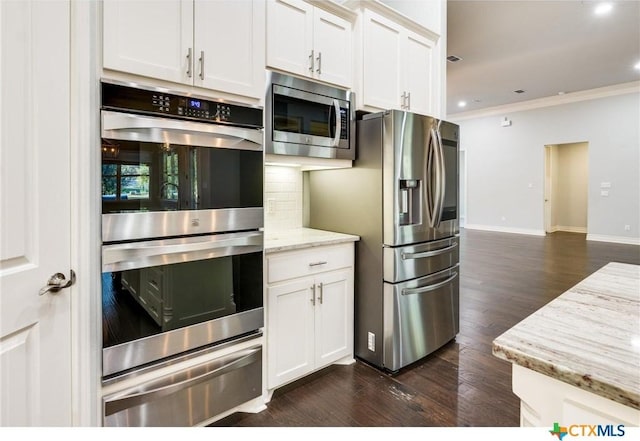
[266,0,353,88]
[103,0,265,100]
[351,1,443,117]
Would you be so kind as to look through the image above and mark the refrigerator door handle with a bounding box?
[401,242,458,260]
[428,128,442,228]
[434,125,446,226]
[401,272,458,296]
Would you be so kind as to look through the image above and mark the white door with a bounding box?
[194,0,265,98]
[0,0,73,426]
[266,0,314,78]
[362,10,402,110]
[267,277,315,389]
[312,8,352,88]
[314,269,353,366]
[102,0,193,85]
[402,31,433,115]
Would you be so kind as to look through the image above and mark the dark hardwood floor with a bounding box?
[212,229,640,427]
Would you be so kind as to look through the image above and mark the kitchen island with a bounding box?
[493,262,640,427]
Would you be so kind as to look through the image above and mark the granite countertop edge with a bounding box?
[264,228,360,254]
[491,262,640,411]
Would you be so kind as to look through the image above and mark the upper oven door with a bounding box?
[101,110,264,242]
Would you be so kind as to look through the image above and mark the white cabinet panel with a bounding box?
[402,31,434,116]
[193,0,266,98]
[266,243,354,390]
[355,5,441,115]
[312,8,352,87]
[314,269,353,366]
[266,0,313,77]
[362,10,401,110]
[103,0,193,85]
[267,278,315,387]
[266,0,352,88]
[103,0,265,99]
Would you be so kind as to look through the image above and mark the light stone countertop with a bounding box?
[264,227,359,254]
[492,262,640,410]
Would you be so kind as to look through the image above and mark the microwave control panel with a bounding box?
[101,81,262,128]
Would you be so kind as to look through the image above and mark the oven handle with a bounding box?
[102,231,263,272]
[101,110,263,150]
[103,346,261,417]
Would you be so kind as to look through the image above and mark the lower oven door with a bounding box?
[383,264,460,372]
[101,230,263,377]
[103,345,262,427]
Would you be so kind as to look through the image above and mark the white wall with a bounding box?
[454,90,640,244]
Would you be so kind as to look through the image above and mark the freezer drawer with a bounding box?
[383,265,459,372]
[383,236,459,283]
[103,345,262,426]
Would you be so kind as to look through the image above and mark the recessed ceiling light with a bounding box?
[458,101,467,108]
[558,91,565,95]
[634,61,640,70]
[594,3,613,15]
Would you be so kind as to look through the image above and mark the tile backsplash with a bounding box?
[264,165,303,231]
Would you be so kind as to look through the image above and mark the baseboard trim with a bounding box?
[554,226,588,234]
[586,234,640,245]
[463,224,546,237]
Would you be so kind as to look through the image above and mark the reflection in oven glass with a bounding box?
[102,252,263,349]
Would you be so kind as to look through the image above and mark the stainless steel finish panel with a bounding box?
[102,207,263,243]
[103,345,262,426]
[102,110,263,151]
[265,71,355,160]
[381,110,459,246]
[101,78,264,110]
[383,236,459,283]
[102,307,264,377]
[102,230,263,272]
[102,332,262,387]
[383,265,460,372]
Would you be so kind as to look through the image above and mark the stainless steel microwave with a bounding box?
[266,72,355,160]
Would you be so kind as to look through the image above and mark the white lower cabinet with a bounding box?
[266,243,354,389]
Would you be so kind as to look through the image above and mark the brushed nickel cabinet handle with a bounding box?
[186,48,192,78]
[199,50,204,80]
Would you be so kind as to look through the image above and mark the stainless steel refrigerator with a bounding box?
[308,109,460,372]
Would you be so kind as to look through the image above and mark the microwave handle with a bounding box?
[331,99,341,147]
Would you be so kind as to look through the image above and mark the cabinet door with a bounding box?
[314,269,353,367]
[266,0,314,78]
[267,278,315,389]
[194,0,265,98]
[402,31,434,116]
[362,10,402,110]
[312,8,352,88]
[103,0,193,85]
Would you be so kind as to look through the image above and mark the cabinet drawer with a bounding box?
[267,243,353,283]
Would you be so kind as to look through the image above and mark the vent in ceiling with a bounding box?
[447,55,462,63]
[514,89,526,94]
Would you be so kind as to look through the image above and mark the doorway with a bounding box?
[544,142,589,234]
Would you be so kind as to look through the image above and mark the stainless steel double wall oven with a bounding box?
[100,80,264,424]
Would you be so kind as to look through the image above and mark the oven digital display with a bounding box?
[188,99,208,110]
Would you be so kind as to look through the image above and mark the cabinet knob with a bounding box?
[317,282,323,304]
[310,284,316,306]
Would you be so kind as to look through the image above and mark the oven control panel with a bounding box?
[101,81,262,128]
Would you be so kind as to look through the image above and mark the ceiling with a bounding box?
[446,0,640,116]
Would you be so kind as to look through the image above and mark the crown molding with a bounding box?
[449,81,640,122]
